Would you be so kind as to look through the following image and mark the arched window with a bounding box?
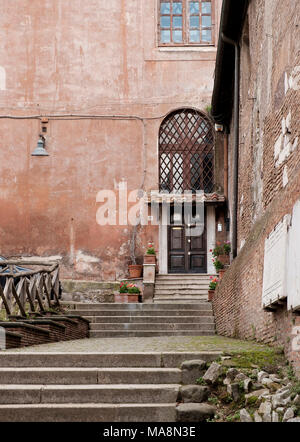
[159,108,214,193]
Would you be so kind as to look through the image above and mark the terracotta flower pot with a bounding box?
[114,293,139,303]
[218,254,230,266]
[143,254,156,264]
[218,268,226,279]
[208,290,215,302]
[128,265,143,278]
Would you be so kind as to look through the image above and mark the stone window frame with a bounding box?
[158,0,215,47]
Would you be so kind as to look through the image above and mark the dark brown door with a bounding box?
[168,223,207,273]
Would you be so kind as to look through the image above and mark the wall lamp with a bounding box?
[215,124,224,132]
[31,134,49,156]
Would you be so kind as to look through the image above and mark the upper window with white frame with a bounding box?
[159,0,213,46]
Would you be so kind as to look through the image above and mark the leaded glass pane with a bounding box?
[190,29,200,42]
[202,2,211,14]
[161,2,170,14]
[190,16,200,28]
[173,16,182,28]
[173,30,183,42]
[173,2,183,14]
[190,1,199,14]
[161,16,171,28]
[161,30,171,43]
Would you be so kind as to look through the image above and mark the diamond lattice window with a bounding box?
[159,109,214,193]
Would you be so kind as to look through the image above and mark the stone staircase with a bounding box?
[154,274,214,303]
[0,351,220,421]
[69,302,215,338]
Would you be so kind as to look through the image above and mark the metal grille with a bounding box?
[159,109,214,193]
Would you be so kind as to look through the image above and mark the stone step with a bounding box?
[73,302,210,310]
[154,299,209,303]
[0,352,221,368]
[90,322,215,331]
[89,330,215,338]
[0,367,182,385]
[156,274,215,278]
[74,309,212,317]
[154,285,209,291]
[154,295,208,300]
[89,315,214,324]
[0,384,180,404]
[154,289,209,295]
[0,403,176,422]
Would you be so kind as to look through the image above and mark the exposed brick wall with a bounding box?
[213,0,300,373]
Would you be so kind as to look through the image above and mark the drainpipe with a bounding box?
[224,131,228,200]
[221,33,240,259]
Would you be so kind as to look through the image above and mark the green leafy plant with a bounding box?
[119,282,140,294]
[196,377,207,385]
[146,247,155,255]
[211,241,231,257]
[211,244,223,257]
[226,412,240,422]
[213,259,224,272]
[209,277,219,290]
[128,285,141,294]
[223,241,231,255]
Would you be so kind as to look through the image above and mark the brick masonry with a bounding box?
[0,315,90,349]
[213,0,300,373]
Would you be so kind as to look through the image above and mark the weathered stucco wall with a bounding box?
[0,0,222,279]
[213,0,300,373]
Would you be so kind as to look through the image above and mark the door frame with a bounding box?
[168,222,207,273]
[158,203,216,274]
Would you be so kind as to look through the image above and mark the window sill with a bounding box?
[158,46,217,52]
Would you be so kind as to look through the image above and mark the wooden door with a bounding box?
[168,222,207,273]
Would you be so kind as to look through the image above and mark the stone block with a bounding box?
[181,359,207,384]
[203,362,222,384]
[176,403,215,422]
[240,408,252,422]
[179,385,210,403]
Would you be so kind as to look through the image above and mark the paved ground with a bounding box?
[4,335,275,354]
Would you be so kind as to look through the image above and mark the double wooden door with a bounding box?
[168,221,207,273]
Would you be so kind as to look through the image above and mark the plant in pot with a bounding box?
[115,282,141,303]
[128,225,143,278]
[144,242,156,264]
[208,277,219,301]
[212,258,224,274]
[212,241,231,267]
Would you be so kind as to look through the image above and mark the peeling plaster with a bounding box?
[285,66,300,93]
[240,194,244,217]
[76,250,100,264]
[274,111,298,167]
[282,165,289,188]
[75,250,100,274]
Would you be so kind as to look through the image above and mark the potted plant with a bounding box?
[211,241,231,267]
[212,258,224,274]
[208,277,219,301]
[128,225,143,278]
[115,282,141,303]
[144,242,156,264]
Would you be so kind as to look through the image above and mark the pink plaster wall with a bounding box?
[0,0,221,279]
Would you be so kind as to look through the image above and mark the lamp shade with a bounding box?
[31,136,49,156]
